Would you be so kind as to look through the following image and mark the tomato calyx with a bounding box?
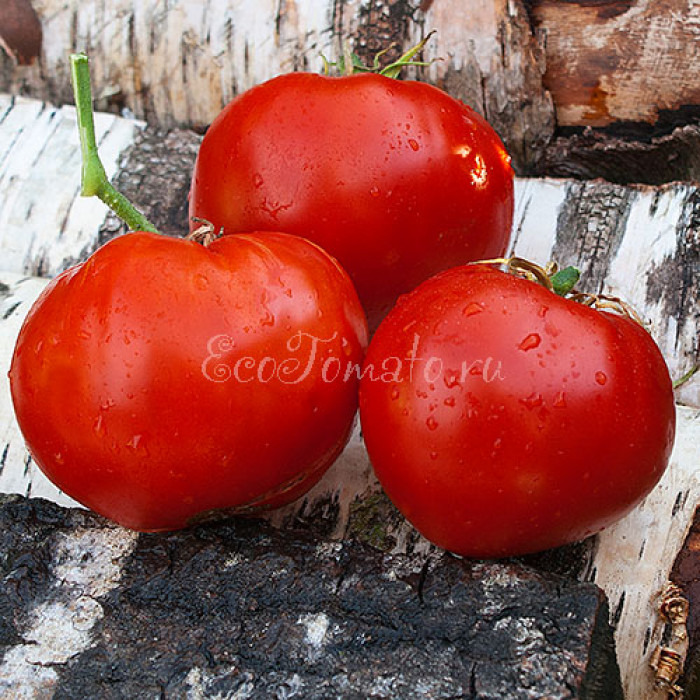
[321,31,437,79]
[70,53,158,233]
[477,256,646,326]
[187,218,222,247]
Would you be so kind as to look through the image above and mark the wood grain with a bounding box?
[527,0,700,128]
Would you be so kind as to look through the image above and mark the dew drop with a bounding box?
[78,329,91,340]
[127,434,142,450]
[93,414,105,436]
[518,333,541,352]
[538,305,549,318]
[369,185,380,198]
[253,173,264,188]
[408,139,420,151]
[429,451,439,461]
[520,392,543,410]
[390,386,400,401]
[54,453,64,465]
[553,391,567,408]
[443,371,460,389]
[595,371,608,385]
[426,416,439,431]
[443,396,456,407]
[462,302,484,317]
[194,274,209,291]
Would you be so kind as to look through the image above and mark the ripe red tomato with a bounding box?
[358,264,676,558]
[189,72,514,331]
[9,231,368,531]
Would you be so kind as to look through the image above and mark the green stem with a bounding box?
[69,53,158,233]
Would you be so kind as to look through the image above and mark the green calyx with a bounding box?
[69,53,158,233]
[322,32,436,79]
[550,266,581,296]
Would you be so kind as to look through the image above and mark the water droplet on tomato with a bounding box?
[416,389,429,399]
[54,452,64,465]
[519,393,543,410]
[443,396,456,407]
[253,173,264,188]
[194,274,208,291]
[429,451,439,461]
[462,302,483,317]
[595,371,607,385]
[426,416,439,431]
[408,139,419,151]
[127,434,142,450]
[518,333,541,351]
[100,398,115,410]
[443,371,460,389]
[93,414,105,436]
[538,305,549,318]
[390,386,400,401]
[553,391,567,408]
[369,186,380,197]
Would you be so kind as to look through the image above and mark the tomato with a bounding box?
[189,72,514,331]
[9,231,368,531]
[358,263,676,558]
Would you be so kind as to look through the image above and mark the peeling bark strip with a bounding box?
[0,494,622,699]
[526,0,700,129]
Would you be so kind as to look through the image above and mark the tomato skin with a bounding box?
[189,72,514,331]
[358,265,676,558]
[9,231,368,532]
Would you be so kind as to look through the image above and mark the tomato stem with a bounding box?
[321,32,436,78]
[69,53,158,233]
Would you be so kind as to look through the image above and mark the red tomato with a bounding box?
[358,264,676,558]
[9,231,368,531]
[189,72,514,331]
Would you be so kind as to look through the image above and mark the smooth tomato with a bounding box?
[189,72,514,330]
[9,231,368,531]
[358,264,676,558]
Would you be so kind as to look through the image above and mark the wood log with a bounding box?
[1,0,553,172]
[525,0,700,129]
[1,96,699,697]
[0,494,623,698]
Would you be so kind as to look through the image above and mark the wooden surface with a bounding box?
[4,1,700,183]
[0,96,698,698]
[527,0,700,128]
[1,0,553,172]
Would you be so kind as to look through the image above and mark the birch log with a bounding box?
[1,0,552,172]
[0,95,699,696]
[526,0,700,129]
